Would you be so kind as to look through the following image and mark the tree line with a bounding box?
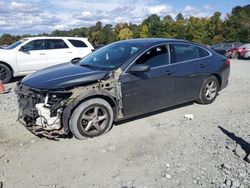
[0,4,249,46]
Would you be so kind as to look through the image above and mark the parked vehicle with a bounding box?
[0,37,94,83]
[16,38,230,140]
[226,44,250,59]
[211,43,242,56]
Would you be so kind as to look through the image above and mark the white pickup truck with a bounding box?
[0,37,94,83]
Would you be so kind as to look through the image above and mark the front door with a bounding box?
[120,45,175,117]
[16,39,47,73]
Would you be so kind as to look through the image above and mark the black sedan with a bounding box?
[16,38,230,140]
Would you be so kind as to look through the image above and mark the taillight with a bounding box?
[226,59,230,65]
[238,47,246,52]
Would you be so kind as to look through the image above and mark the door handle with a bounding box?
[67,51,72,54]
[165,70,174,75]
[39,53,46,55]
[200,63,206,68]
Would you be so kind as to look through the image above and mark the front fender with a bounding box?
[62,90,118,134]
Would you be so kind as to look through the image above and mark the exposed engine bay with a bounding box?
[15,69,123,140]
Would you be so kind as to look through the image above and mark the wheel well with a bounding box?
[0,61,13,74]
[74,94,117,118]
[211,74,222,89]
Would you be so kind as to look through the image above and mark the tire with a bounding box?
[197,76,219,104]
[232,51,239,59]
[69,98,114,140]
[0,64,12,83]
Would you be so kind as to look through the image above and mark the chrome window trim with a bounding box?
[122,42,213,76]
[122,43,170,75]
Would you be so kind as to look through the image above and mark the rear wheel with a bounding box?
[0,64,12,83]
[69,98,114,140]
[197,76,219,104]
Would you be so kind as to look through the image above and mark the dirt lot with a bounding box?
[0,59,250,188]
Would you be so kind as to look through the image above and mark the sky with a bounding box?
[0,0,249,35]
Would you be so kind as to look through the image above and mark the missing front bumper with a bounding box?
[16,84,70,140]
[18,118,69,140]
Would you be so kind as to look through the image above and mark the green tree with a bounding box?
[129,24,140,38]
[0,34,20,45]
[100,24,116,44]
[205,12,224,44]
[176,13,184,21]
[117,28,133,40]
[161,15,174,38]
[51,30,69,36]
[186,17,207,43]
[225,5,250,42]
[142,14,162,37]
[172,19,187,39]
[68,27,89,37]
[89,21,103,45]
[139,24,149,38]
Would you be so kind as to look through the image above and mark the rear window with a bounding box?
[197,47,210,58]
[172,44,199,63]
[68,39,87,48]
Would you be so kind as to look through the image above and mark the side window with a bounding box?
[135,45,169,68]
[46,39,69,49]
[172,44,199,63]
[24,40,45,51]
[197,47,210,58]
[68,39,87,47]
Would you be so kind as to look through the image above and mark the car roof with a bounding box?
[113,38,190,48]
[24,36,88,40]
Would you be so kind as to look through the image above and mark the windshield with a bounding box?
[79,42,142,70]
[6,39,27,50]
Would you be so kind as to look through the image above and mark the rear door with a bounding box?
[121,44,175,116]
[16,39,47,72]
[45,39,73,67]
[169,43,212,104]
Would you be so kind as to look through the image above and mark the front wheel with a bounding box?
[0,64,12,83]
[69,98,114,140]
[197,76,219,104]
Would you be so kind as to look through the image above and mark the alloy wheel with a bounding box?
[78,105,108,136]
[232,51,239,59]
[205,80,217,100]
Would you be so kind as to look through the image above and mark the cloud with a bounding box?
[184,5,197,12]
[183,4,213,17]
[0,1,216,35]
[204,5,213,11]
[10,1,41,13]
[148,5,173,16]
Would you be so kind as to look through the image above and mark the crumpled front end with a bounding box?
[15,68,124,140]
[15,83,72,140]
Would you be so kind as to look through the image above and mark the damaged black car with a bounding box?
[16,38,230,140]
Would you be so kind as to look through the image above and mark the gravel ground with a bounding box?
[0,59,250,188]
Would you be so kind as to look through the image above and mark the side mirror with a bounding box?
[19,46,28,52]
[129,65,151,73]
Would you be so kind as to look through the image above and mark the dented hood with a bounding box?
[21,63,109,89]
